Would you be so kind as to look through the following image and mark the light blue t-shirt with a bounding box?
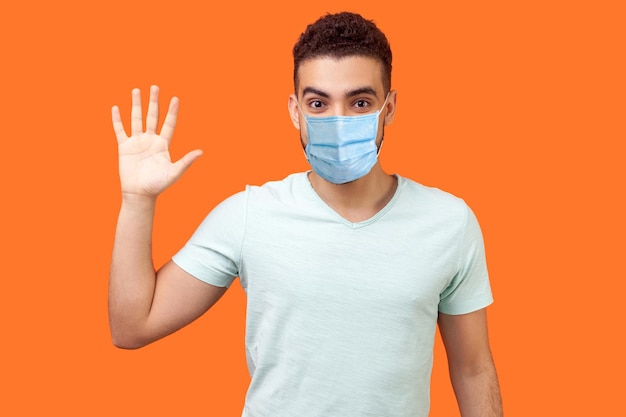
[172,172,493,417]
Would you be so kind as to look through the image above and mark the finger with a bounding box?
[130,88,143,135]
[160,97,179,143]
[146,85,160,134]
[111,105,128,144]
[171,149,203,181]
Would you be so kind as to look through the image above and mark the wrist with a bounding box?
[121,192,158,208]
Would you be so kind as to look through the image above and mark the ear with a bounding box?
[382,90,398,126]
[288,94,301,130]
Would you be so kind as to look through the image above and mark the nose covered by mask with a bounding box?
[298,94,389,184]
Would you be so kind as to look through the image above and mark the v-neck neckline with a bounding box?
[302,172,403,229]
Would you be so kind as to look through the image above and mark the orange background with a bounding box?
[1,0,624,415]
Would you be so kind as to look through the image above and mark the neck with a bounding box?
[308,163,398,222]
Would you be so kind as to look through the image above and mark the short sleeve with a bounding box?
[438,204,493,315]
[171,188,249,288]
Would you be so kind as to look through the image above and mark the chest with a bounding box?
[239,214,461,319]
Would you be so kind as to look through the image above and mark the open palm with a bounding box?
[112,86,202,198]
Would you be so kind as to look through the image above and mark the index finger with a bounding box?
[159,97,179,143]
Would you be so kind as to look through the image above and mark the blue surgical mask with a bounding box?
[299,93,389,184]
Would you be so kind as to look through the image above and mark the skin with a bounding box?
[439,309,503,416]
[109,56,502,416]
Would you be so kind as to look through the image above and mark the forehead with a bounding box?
[297,56,384,97]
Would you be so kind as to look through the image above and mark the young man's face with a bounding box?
[288,56,396,150]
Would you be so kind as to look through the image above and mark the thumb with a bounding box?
[171,149,203,180]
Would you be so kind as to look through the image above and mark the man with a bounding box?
[109,11,502,417]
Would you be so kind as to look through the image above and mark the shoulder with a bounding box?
[247,172,307,196]
[244,172,311,209]
[396,175,470,220]
[211,173,307,210]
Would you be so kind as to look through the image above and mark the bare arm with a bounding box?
[109,86,226,349]
[438,308,503,417]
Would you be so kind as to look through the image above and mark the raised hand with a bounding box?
[112,86,202,199]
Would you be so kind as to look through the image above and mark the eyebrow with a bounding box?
[345,87,378,98]
[301,86,379,99]
[302,87,330,98]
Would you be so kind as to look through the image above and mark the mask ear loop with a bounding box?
[376,92,391,155]
[377,91,391,118]
[295,100,308,129]
[295,100,311,161]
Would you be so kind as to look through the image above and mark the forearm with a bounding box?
[450,357,503,417]
[108,194,158,348]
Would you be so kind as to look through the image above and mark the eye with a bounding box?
[354,99,370,109]
[309,100,324,109]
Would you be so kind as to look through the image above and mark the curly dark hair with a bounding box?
[293,12,392,94]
